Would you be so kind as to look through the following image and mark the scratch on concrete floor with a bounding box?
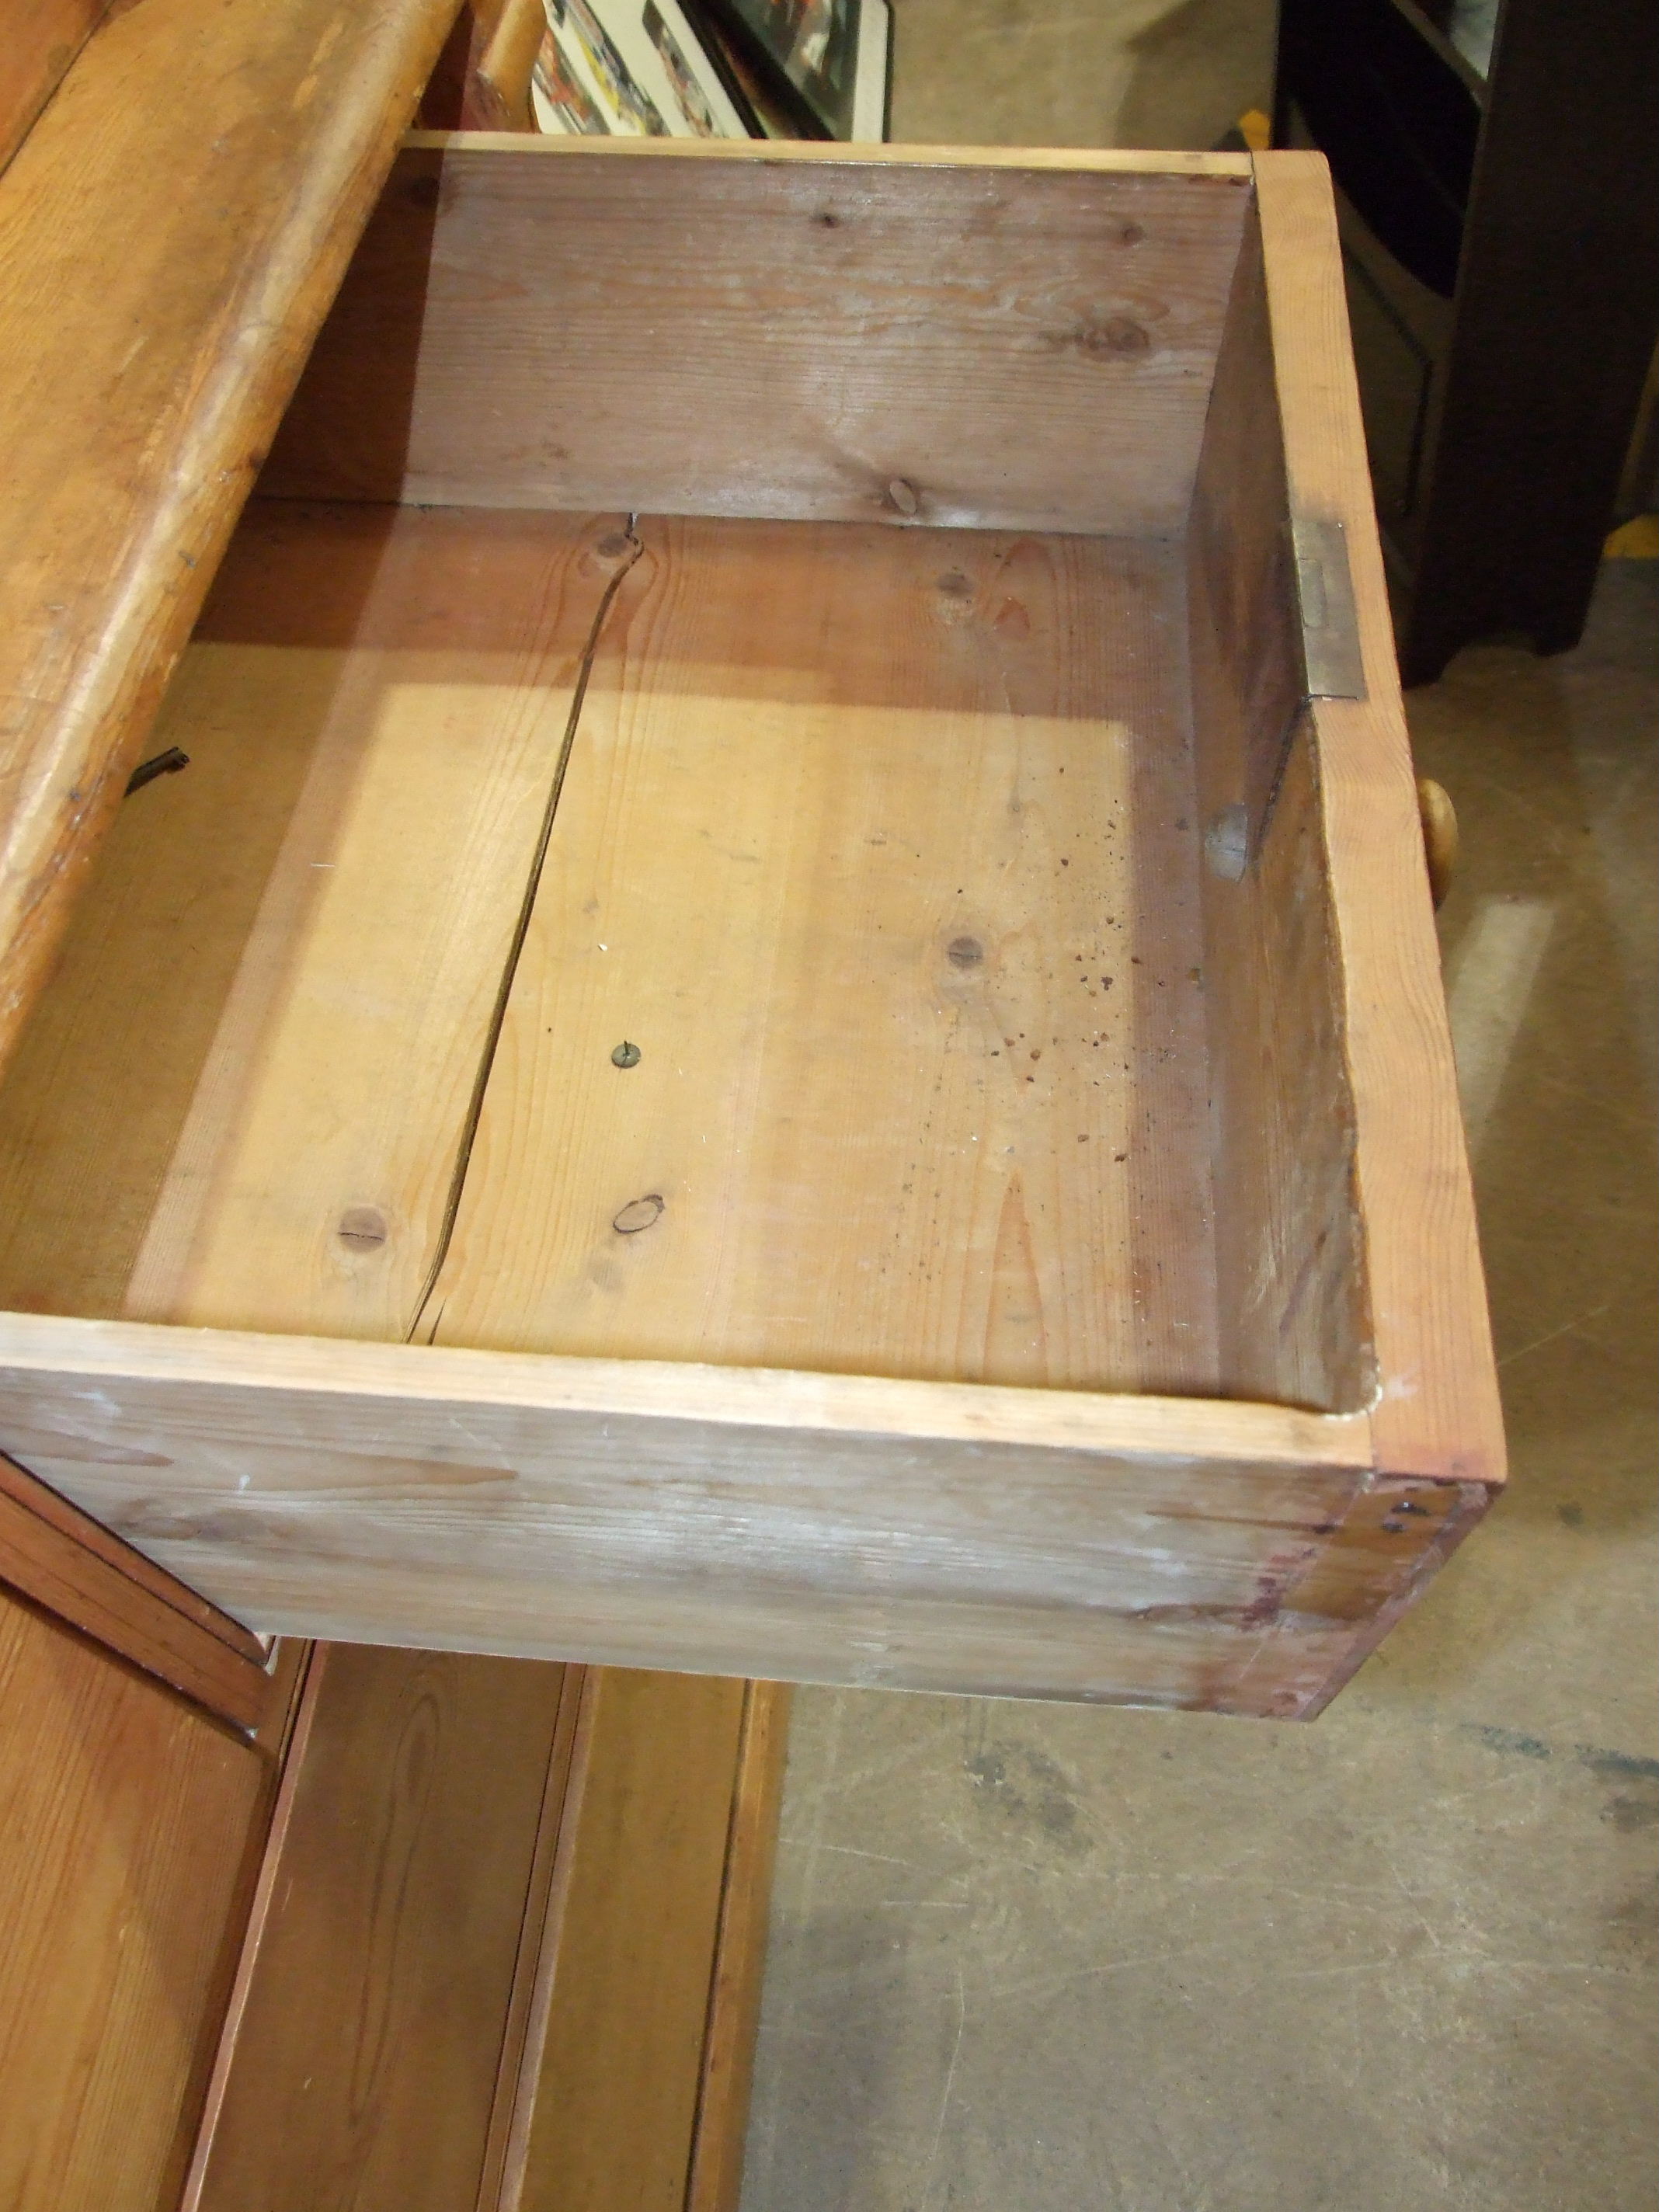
[812,1842,927,1869]
[917,1963,966,2212]
[1497,1303,1612,1369]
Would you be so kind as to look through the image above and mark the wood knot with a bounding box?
[947,936,984,969]
[886,478,920,517]
[613,1194,665,1236]
[1082,317,1150,359]
[337,1205,388,1250]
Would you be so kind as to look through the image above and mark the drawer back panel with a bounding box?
[262,139,1253,539]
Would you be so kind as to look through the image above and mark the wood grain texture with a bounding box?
[1206,717,1369,1410]
[186,1654,784,2212]
[504,1669,751,2212]
[249,1632,311,1759]
[426,514,1217,1394]
[0,148,1498,1723]
[183,1643,573,2212]
[418,2,521,129]
[0,1588,272,2212]
[1250,152,1504,1487]
[124,505,636,1340]
[263,137,1253,534]
[685,1681,794,2212]
[0,0,112,173]
[0,488,786,2211]
[0,1308,1428,1716]
[402,134,1254,174]
[0,593,343,1322]
[471,1662,589,2212]
[0,1447,263,1664]
[177,1644,326,2212]
[1185,200,1305,849]
[1184,207,1371,1414]
[0,0,459,1080]
[470,0,543,129]
[0,1450,273,1729]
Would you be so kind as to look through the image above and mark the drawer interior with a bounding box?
[0,144,1369,1420]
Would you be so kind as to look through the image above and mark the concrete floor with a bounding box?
[885,0,1274,153]
[739,12,1657,2206]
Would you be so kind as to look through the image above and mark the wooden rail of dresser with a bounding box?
[0,0,459,1077]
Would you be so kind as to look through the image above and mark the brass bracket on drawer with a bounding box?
[1290,516,1367,702]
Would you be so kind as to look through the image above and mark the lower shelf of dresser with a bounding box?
[185,1647,788,2212]
[0,1586,785,2212]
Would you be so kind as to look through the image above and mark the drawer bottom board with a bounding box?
[106,501,1220,1396]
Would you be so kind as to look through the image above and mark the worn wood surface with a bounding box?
[685,1681,795,2212]
[179,1654,788,2212]
[183,1647,784,2212]
[0,1449,273,1728]
[0,0,111,172]
[124,505,635,1341]
[0,0,458,1081]
[0,537,291,2210]
[0,590,353,1323]
[1184,200,1369,1414]
[176,1646,325,2212]
[0,434,1495,1713]
[0,149,1499,1723]
[505,1670,750,2212]
[423,513,1216,1393]
[0,1588,273,2212]
[110,506,1218,1387]
[1250,152,1504,1490]
[470,0,542,128]
[183,1643,574,2211]
[0,1308,1468,1715]
[0,1448,263,1664]
[470,1661,589,2210]
[263,137,1253,534]
[0,475,790,2208]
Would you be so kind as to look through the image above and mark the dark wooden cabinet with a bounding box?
[1275,0,1659,684]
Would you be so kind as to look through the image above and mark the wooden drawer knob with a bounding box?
[1417,777,1458,909]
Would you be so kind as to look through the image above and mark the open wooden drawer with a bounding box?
[0,138,1503,1720]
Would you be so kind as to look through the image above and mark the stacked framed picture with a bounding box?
[529,0,890,141]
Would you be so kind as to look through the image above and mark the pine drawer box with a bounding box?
[0,139,1502,1718]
